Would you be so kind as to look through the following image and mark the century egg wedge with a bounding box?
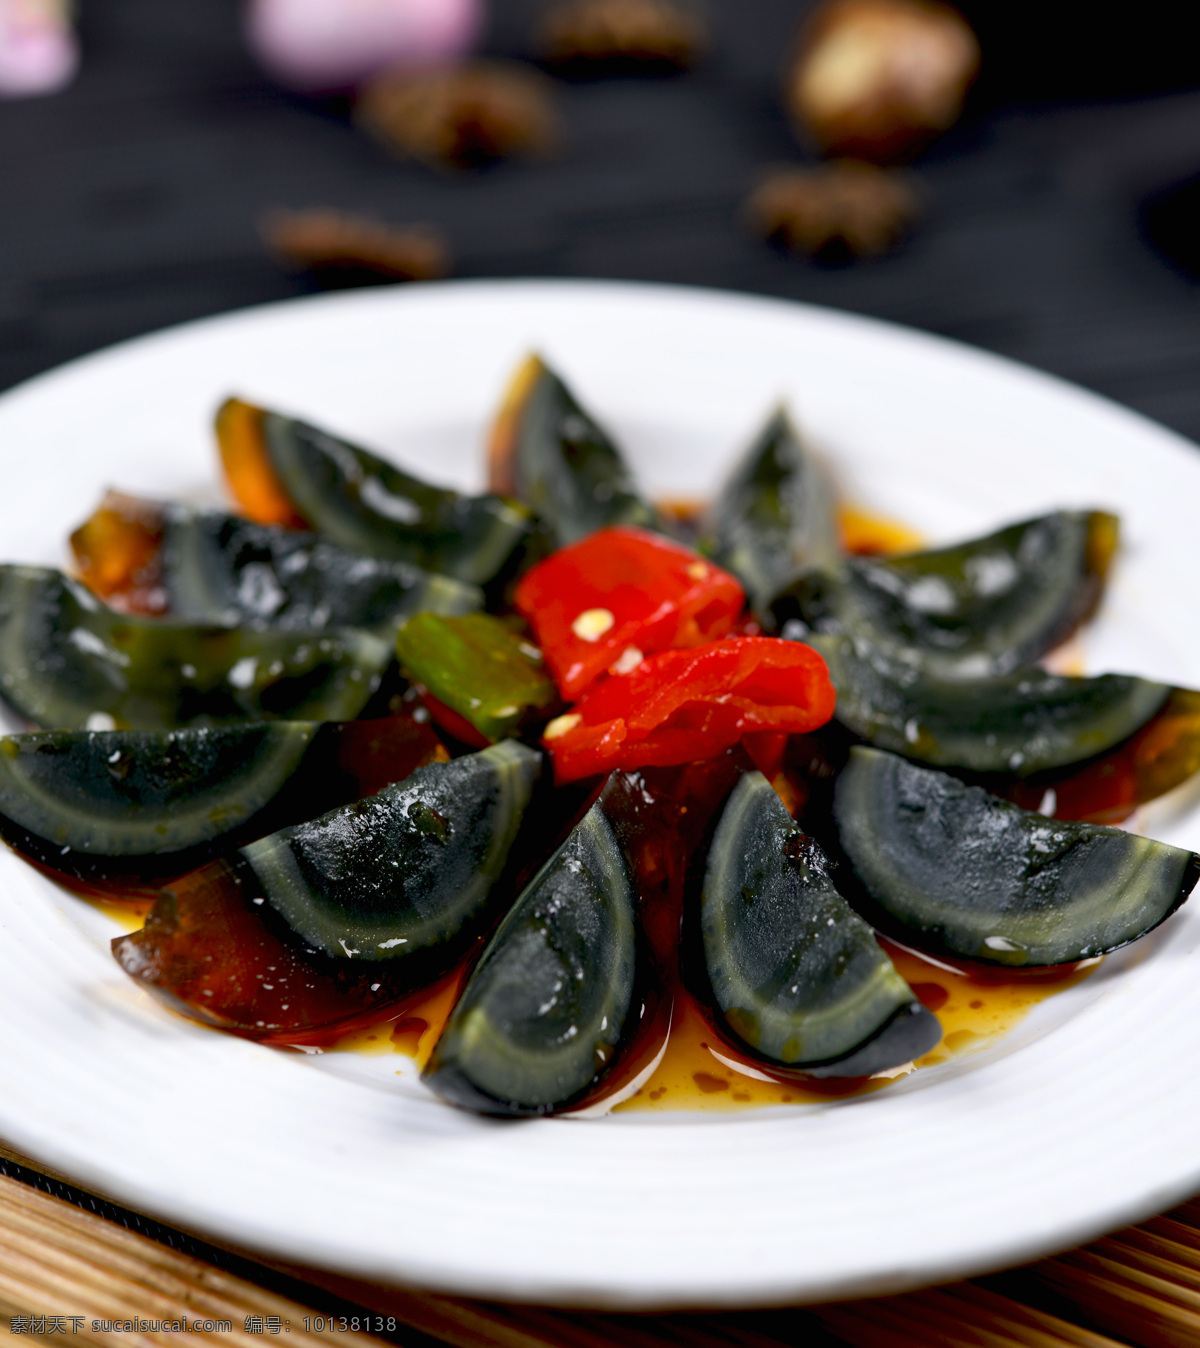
[0,722,314,866]
[809,632,1170,776]
[240,740,542,966]
[832,747,1200,966]
[486,354,662,548]
[0,711,445,884]
[71,493,483,631]
[217,397,533,586]
[772,510,1118,679]
[424,785,638,1116]
[701,406,841,621]
[0,565,392,731]
[701,770,941,1075]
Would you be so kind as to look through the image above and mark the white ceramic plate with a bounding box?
[2,280,1200,1310]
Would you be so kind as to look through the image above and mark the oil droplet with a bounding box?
[910,981,950,1012]
[391,1016,428,1056]
[693,1072,730,1094]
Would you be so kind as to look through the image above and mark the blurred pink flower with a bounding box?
[246,0,485,93]
[0,0,78,98]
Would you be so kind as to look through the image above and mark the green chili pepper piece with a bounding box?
[395,612,556,743]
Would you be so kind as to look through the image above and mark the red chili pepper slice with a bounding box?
[420,690,493,749]
[514,526,745,700]
[543,637,836,783]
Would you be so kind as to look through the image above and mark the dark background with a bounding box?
[3,1,1200,440]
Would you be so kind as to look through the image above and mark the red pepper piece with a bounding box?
[420,689,492,749]
[543,637,836,783]
[743,730,791,782]
[515,526,745,700]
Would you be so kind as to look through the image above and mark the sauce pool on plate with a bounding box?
[330,931,1099,1113]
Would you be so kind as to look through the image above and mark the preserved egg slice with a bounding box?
[702,770,940,1075]
[0,710,446,885]
[0,722,313,859]
[71,493,484,629]
[701,406,840,621]
[811,632,1169,775]
[424,796,636,1116]
[160,504,483,631]
[833,746,1200,966]
[217,398,532,586]
[0,565,391,730]
[239,740,542,964]
[999,687,1200,825]
[774,510,1118,680]
[486,354,661,548]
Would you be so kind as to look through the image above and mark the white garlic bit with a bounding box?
[572,608,615,642]
[544,712,583,741]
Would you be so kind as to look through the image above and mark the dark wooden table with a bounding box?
[3,3,1200,1344]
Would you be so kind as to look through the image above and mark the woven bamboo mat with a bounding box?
[4,1137,1198,1348]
